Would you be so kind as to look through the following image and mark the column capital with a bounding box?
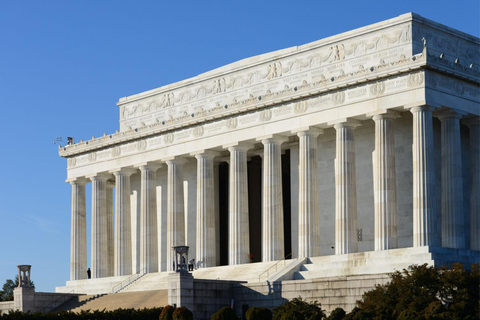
[136,162,162,171]
[224,142,254,152]
[407,105,436,114]
[86,172,113,182]
[329,118,362,129]
[258,134,289,145]
[106,180,115,189]
[462,116,480,128]
[191,150,221,159]
[367,110,401,121]
[110,167,137,177]
[66,177,89,185]
[164,157,187,166]
[435,109,467,121]
[293,127,324,137]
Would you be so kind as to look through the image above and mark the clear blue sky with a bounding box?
[0,1,478,293]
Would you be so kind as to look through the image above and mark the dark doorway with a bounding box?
[218,162,229,266]
[282,150,292,259]
[248,155,262,262]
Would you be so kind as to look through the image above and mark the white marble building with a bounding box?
[58,13,479,295]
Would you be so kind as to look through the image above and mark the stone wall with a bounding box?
[0,301,14,315]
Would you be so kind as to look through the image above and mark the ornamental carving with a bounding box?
[212,78,226,94]
[407,73,424,88]
[137,140,147,151]
[331,44,345,61]
[266,62,283,79]
[294,101,308,114]
[88,153,97,162]
[111,146,121,157]
[164,133,174,144]
[193,126,204,137]
[226,118,238,129]
[68,158,76,167]
[370,82,386,96]
[260,109,272,122]
[332,92,346,105]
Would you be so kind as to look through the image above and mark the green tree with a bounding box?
[347,263,479,320]
[273,297,325,320]
[0,276,34,301]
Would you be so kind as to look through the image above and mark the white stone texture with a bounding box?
[195,151,218,267]
[70,178,88,281]
[106,181,114,277]
[437,110,465,249]
[90,173,111,278]
[334,120,361,255]
[464,117,480,250]
[297,129,322,258]
[289,144,299,259]
[410,106,436,247]
[113,168,136,276]
[262,137,287,261]
[166,159,186,271]
[228,144,252,265]
[372,111,399,250]
[139,164,161,273]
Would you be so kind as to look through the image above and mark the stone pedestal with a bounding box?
[13,287,35,313]
[372,111,399,250]
[333,120,360,255]
[139,164,161,273]
[437,110,465,249]
[228,143,252,265]
[69,178,88,280]
[167,159,186,271]
[410,106,436,247]
[296,128,322,258]
[261,136,287,261]
[168,272,194,312]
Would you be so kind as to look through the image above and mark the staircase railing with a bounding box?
[258,253,295,282]
[42,290,75,313]
[111,267,147,293]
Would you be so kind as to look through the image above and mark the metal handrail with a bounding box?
[42,290,75,313]
[258,253,294,282]
[112,267,147,293]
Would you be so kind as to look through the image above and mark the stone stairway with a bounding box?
[53,290,168,312]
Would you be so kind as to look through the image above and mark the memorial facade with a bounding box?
[59,13,479,291]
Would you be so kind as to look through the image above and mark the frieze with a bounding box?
[68,158,76,167]
[88,153,97,163]
[111,146,121,157]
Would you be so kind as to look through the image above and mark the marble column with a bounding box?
[372,111,399,250]
[89,173,111,278]
[228,143,252,265]
[296,129,322,258]
[112,168,137,276]
[106,181,114,277]
[410,106,436,247]
[261,136,287,261]
[166,158,186,271]
[333,120,361,255]
[437,110,465,249]
[194,151,219,267]
[139,164,161,273]
[464,117,480,251]
[69,178,88,281]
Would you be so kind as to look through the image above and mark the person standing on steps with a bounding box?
[87,268,91,279]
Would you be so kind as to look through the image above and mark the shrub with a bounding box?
[272,297,325,320]
[159,305,175,320]
[210,306,239,320]
[326,308,346,320]
[172,306,193,320]
[245,307,272,320]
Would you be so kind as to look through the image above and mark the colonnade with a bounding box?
[69,107,479,280]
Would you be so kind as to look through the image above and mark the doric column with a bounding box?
[261,136,287,261]
[139,163,161,273]
[296,128,322,258]
[333,120,361,255]
[437,110,465,249]
[372,111,399,250]
[410,106,436,247]
[464,117,480,250]
[112,168,137,276]
[166,158,186,271]
[69,178,88,281]
[227,143,253,265]
[89,173,111,278]
[194,151,219,267]
[106,181,114,277]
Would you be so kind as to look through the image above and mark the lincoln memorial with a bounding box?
[57,12,479,312]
